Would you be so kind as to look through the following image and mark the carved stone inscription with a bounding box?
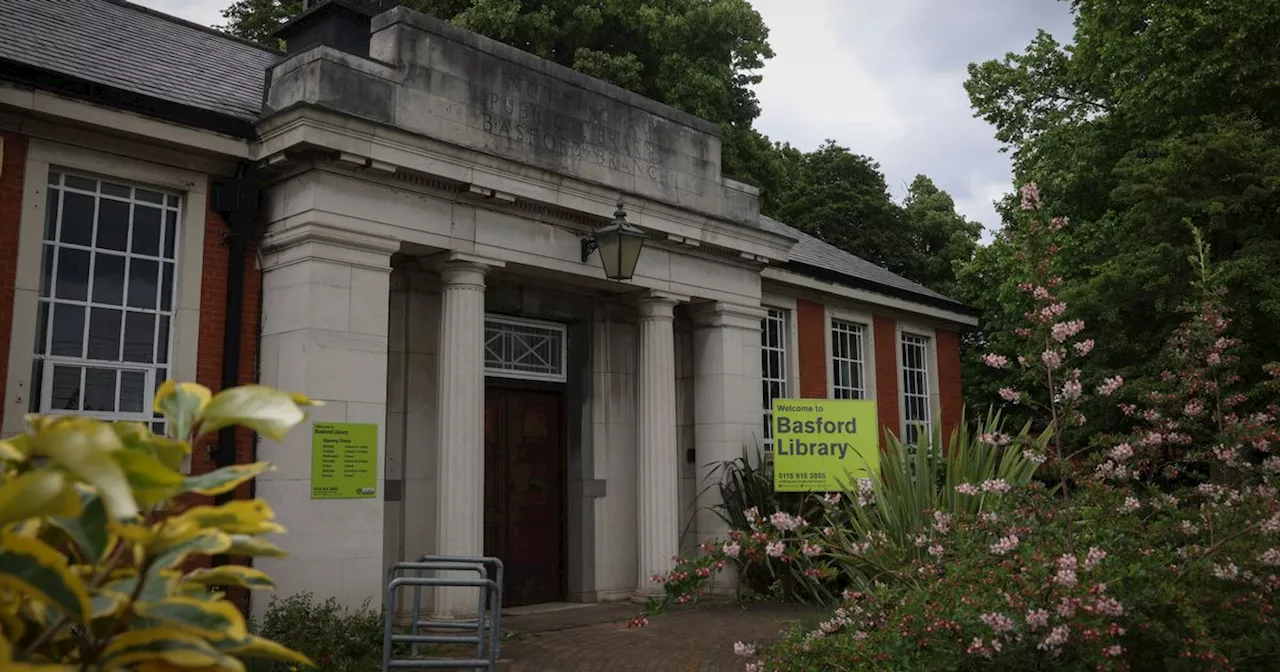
[471,75,683,189]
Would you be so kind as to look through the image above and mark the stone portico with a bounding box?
[251,6,789,618]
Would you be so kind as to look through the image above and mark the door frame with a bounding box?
[484,377,569,604]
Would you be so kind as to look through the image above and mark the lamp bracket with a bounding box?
[580,236,598,263]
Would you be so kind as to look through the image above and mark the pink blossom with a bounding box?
[955,483,980,496]
[981,479,1012,494]
[1084,547,1107,570]
[1261,513,1280,534]
[723,542,741,558]
[1051,320,1085,343]
[978,432,1011,446]
[1025,608,1050,630]
[821,493,841,506]
[1097,376,1124,396]
[1020,182,1041,211]
[982,353,1010,369]
[1061,379,1083,400]
[980,612,1016,633]
[1108,443,1133,462]
[801,543,822,558]
[1119,497,1140,514]
[1033,286,1050,300]
[1103,645,1125,658]
[1056,597,1077,618]
[1073,339,1094,356]
[1207,352,1222,365]
[1049,216,1069,231]
[733,641,756,657]
[1212,563,1240,580]
[1093,596,1124,617]
[1038,625,1070,651]
[744,663,760,672]
[765,541,785,558]
[999,387,1021,403]
[928,544,945,557]
[933,511,952,534]
[769,511,799,531]
[1259,548,1280,566]
[990,534,1020,556]
[1022,449,1047,464]
[1041,349,1063,371]
[1184,400,1204,417]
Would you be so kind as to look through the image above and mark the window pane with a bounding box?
[65,175,97,192]
[51,365,81,410]
[132,206,162,257]
[120,370,146,413]
[28,360,42,413]
[84,368,116,413]
[87,308,123,361]
[123,312,156,363]
[40,245,53,297]
[44,188,59,240]
[35,302,49,355]
[61,191,95,246]
[55,248,90,301]
[48,171,61,186]
[164,210,177,259]
[156,316,170,363]
[96,199,130,252]
[160,263,174,311]
[166,194,179,208]
[92,253,126,305]
[127,259,158,309]
[50,304,85,357]
[136,189,163,204]
[102,182,131,199]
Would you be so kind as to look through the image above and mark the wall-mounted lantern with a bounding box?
[581,200,646,281]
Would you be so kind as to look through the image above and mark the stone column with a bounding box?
[635,296,680,598]
[253,223,398,620]
[432,253,501,618]
[690,301,766,592]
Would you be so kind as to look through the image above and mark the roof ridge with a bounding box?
[100,0,285,56]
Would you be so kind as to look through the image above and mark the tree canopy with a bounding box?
[958,0,1280,436]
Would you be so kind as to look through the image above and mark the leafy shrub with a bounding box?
[0,381,318,670]
[250,593,389,672]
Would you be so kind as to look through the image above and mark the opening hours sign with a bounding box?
[311,422,379,499]
[771,399,879,492]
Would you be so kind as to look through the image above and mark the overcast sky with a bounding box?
[134,0,1075,239]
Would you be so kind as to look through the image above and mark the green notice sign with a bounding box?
[771,398,879,492]
[311,422,378,499]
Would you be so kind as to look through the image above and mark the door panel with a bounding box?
[483,388,564,607]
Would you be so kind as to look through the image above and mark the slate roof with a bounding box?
[0,0,279,131]
[758,215,971,313]
[0,0,970,314]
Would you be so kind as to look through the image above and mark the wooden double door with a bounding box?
[483,387,565,607]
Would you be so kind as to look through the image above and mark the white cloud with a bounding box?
[133,0,1074,235]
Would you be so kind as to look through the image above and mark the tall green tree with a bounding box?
[898,175,983,296]
[959,0,1280,436]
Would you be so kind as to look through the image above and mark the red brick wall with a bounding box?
[0,132,28,430]
[796,298,827,398]
[936,329,963,453]
[873,316,900,445]
[192,182,262,485]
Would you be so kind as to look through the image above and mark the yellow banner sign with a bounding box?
[771,398,879,492]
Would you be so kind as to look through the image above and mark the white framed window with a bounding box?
[484,314,567,383]
[830,319,867,400]
[32,169,181,432]
[900,332,932,446]
[761,307,789,450]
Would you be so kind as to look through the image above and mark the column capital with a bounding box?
[261,222,399,272]
[635,294,679,320]
[433,251,505,288]
[689,301,767,331]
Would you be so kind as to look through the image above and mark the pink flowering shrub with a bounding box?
[735,187,1280,669]
[743,481,1280,670]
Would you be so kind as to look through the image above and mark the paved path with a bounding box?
[494,602,816,671]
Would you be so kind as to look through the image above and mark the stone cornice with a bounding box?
[252,107,795,267]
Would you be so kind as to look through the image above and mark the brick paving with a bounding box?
[493,602,817,672]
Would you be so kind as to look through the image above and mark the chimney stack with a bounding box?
[273,0,399,57]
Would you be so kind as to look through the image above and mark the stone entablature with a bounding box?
[259,6,768,245]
